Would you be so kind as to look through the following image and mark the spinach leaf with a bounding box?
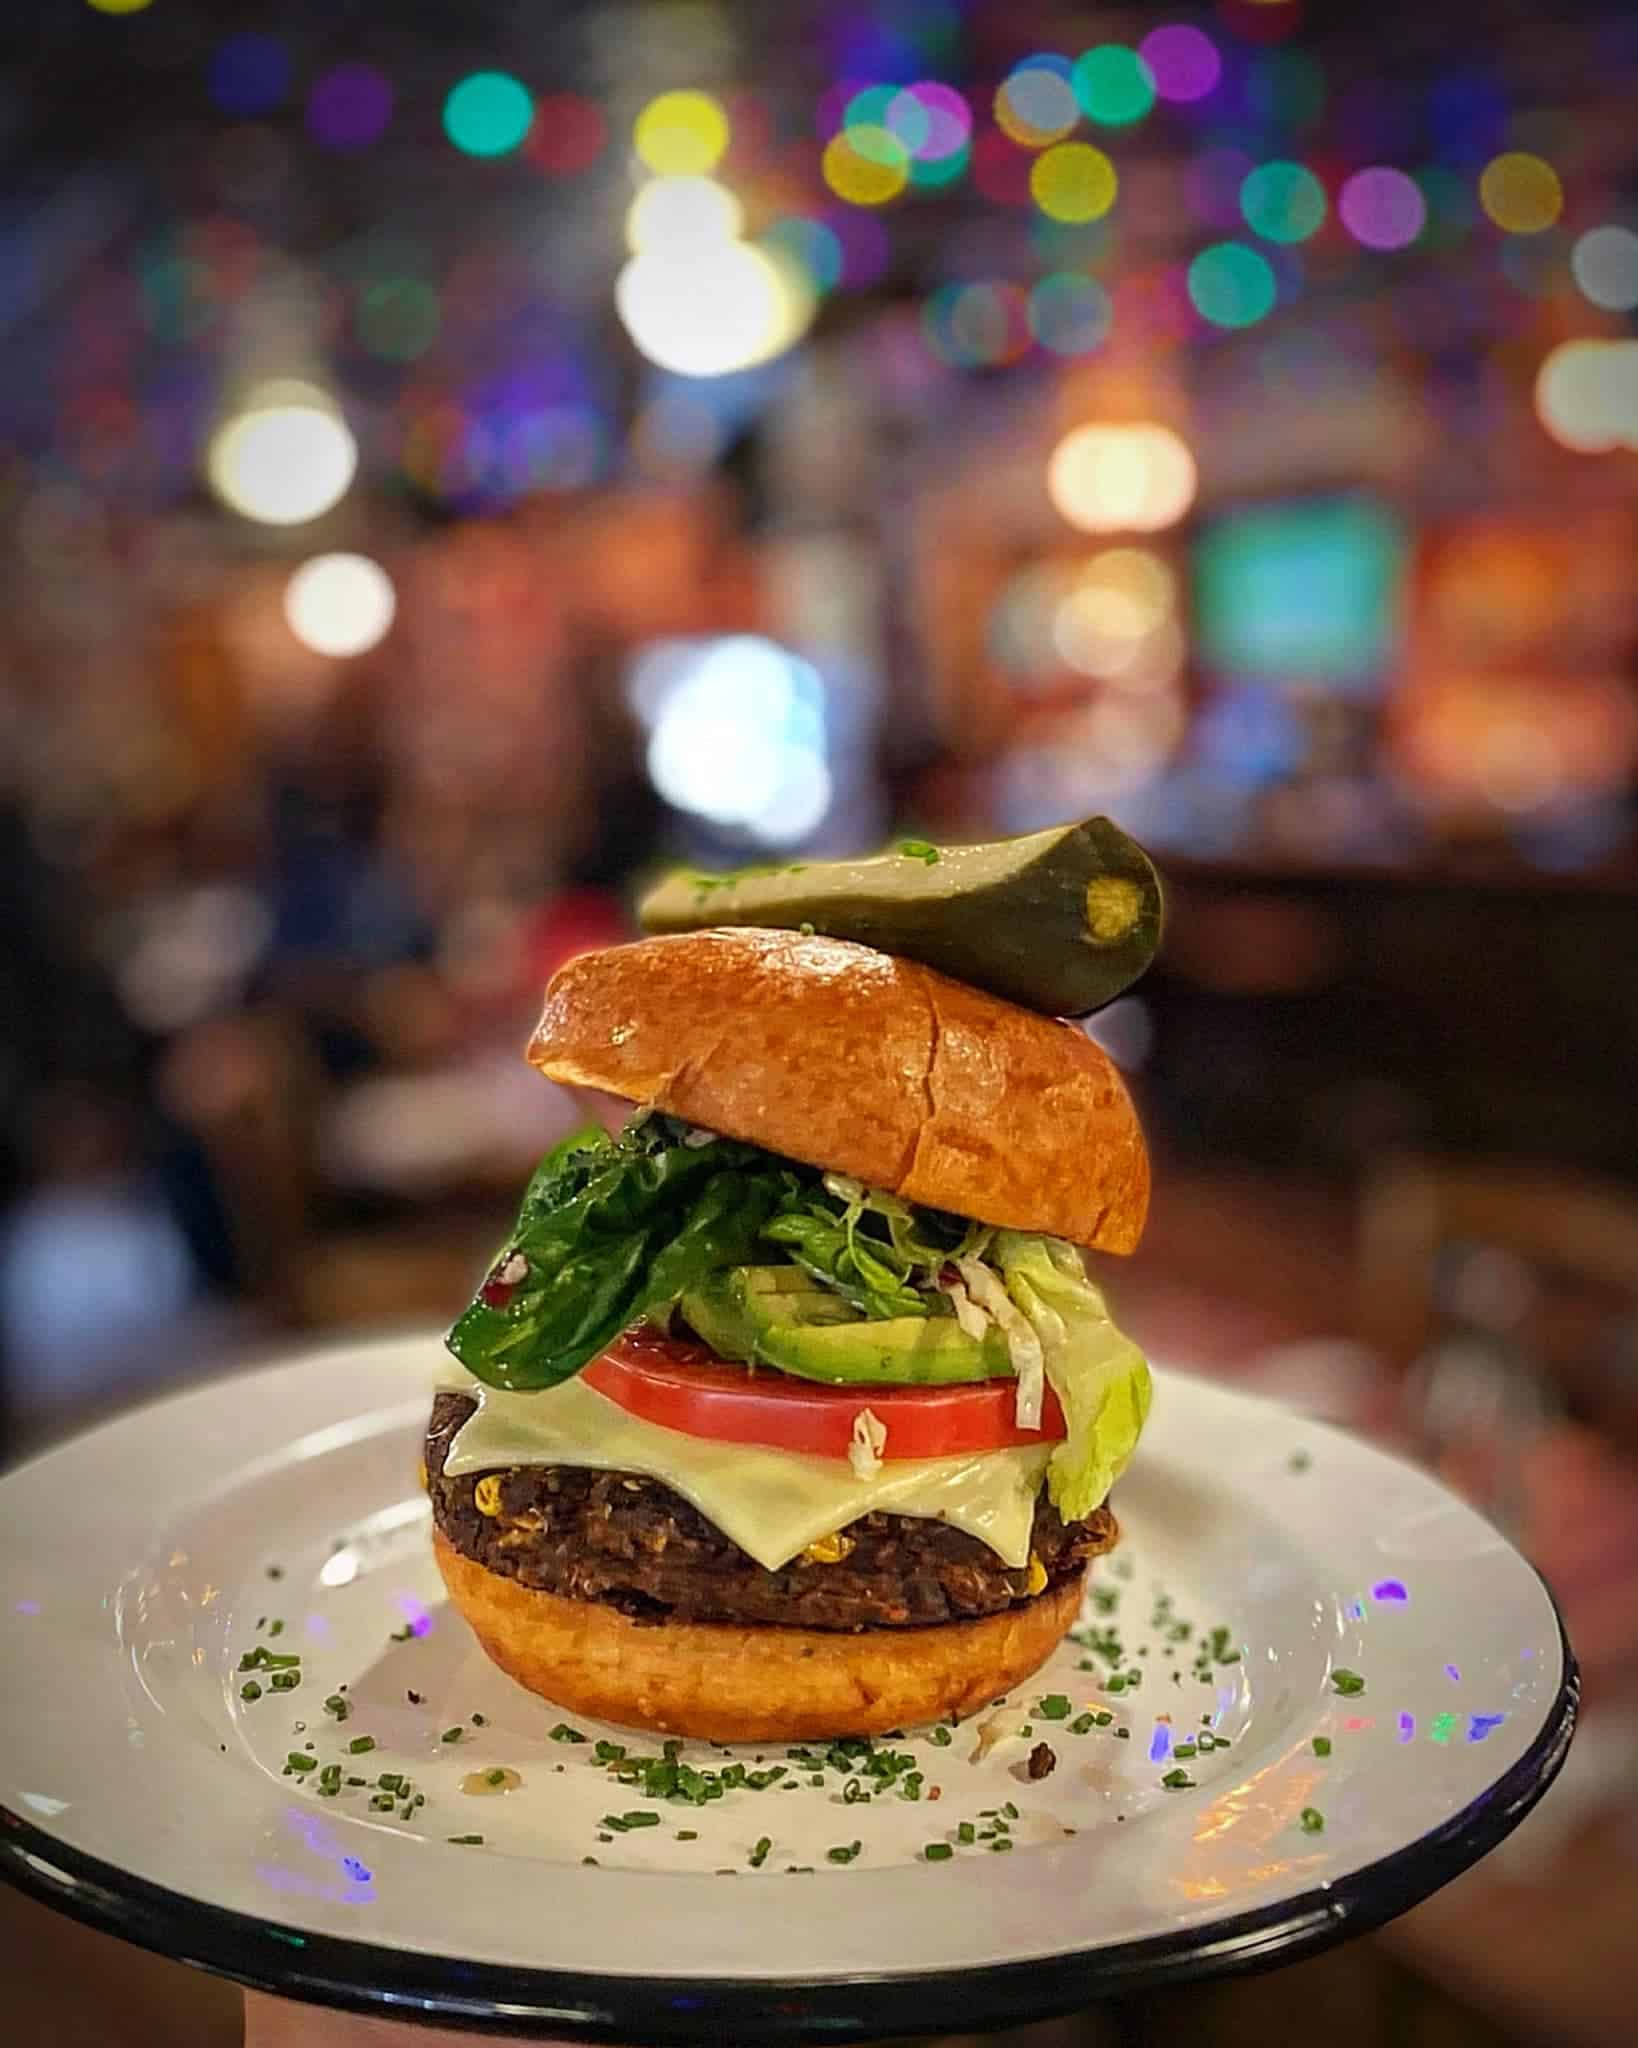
[447,1118,799,1390]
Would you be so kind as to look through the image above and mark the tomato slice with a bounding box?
[581,1326,1067,1462]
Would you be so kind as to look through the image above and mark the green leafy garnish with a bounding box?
[1300,1807,1325,1833]
[1330,1670,1366,1697]
[898,839,940,865]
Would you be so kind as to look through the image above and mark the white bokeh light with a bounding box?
[1047,424,1197,533]
[637,635,831,844]
[1535,338,1638,452]
[283,552,397,657]
[625,175,744,253]
[616,240,813,378]
[207,380,358,525]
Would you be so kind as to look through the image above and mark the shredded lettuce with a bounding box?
[995,1232,1153,1523]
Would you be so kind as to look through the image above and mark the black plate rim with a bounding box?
[1,1594,1578,2042]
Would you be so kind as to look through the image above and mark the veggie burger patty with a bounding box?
[427,1390,1117,1633]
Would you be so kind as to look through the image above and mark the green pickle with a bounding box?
[639,815,1162,1018]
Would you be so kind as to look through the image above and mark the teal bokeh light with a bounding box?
[1188,241,1277,327]
[444,72,534,158]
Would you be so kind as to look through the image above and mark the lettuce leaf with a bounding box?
[994,1232,1152,1523]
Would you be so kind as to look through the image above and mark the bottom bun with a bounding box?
[434,1529,1085,1742]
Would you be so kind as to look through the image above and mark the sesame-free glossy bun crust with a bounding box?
[435,1528,1085,1741]
[528,929,1148,1253]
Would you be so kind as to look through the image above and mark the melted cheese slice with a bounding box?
[442,1375,1051,1574]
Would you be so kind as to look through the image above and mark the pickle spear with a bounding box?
[638,816,1162,1017]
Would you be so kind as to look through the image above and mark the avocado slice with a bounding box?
[680,1267,1012,1386]
[639,815,1162,1018]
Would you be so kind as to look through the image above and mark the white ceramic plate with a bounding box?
[0,1336,1575,2040]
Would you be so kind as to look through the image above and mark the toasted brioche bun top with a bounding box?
[528,928,1148,1253]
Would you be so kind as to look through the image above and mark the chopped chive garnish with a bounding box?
[826,1841,862,1864]
[928,1725,953,1747]
[240,1681,262,1701]
[989,1837,1014,1853]
[1312,1736,1333,1757]
[1034,1695,1071,1721]
[749,1836,772,1868]
[677,1829,699,1841]
[1300,1807,1325,1833]
[1002,1802,1019,1819]
[1172,1743,1197,1760]
[923,1842,954,1861]
[1069,1712,1096,1734]
[376,1773,404,1793]
[485,1769,508,1787]
[1330,1670,1365,1696]
[389,1625,416,1642]
[323,1695,349,1720]
[470,1712,487,1727]
[549,1723,588,1744]
[270,1672,299,1692]
[347,1736,376,1754]
[440,1727,463,1744]
[284,1752,316,1774]
[268,1619,284,1637]
[447,1834,484,1845]
[1161,1768,1195,1790]
[370,1794,394,1811]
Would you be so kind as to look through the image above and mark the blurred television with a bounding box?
[1191,493,1408,697]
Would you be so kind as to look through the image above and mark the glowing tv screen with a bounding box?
[1192,494,1407,694]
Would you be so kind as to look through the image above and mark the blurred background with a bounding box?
[2,2,1637,2043]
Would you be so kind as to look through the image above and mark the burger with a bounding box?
[428,925,1152,1742]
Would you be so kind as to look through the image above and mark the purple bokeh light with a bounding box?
[307,65,394,150]
[1340,166,1426,250]
[1140,25,1223,105]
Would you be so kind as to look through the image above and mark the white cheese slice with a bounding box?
[441,1375,1051,1574]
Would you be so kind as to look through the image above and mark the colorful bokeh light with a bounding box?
[1339,166,1426,249]
[887,82,970,162]
[823,128,909,205]
[922,281,1031,369]
[1072,46,1157,128]
[634,91,729,176]
[444,72,534,159]
[1187,241,1277,326]
[1240,160,1327,243]
[307,65,393,151]
[995,58,1080,148]
[1031,143,1118,223]
[1028,274,1113,356]
[1572,225,1638,311]
[356,278,440,363]
[1139,25,1222,104]
[208,35,290,118]
[527,95,607,175]
[765,217,844,294]
[1479,152,1562,234]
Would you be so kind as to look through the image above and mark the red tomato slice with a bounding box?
[582,1326,1067,1462]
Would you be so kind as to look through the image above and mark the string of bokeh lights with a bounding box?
[74,8,1637,527]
